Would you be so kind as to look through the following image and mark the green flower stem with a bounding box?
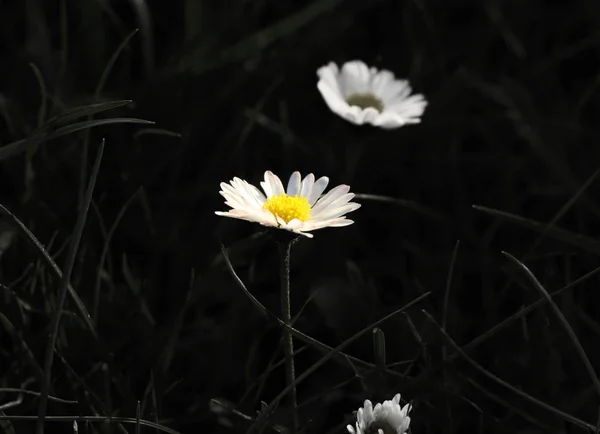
[278,239,298,433]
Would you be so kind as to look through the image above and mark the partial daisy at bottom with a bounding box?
[347,393,412,434]
[215,170,360,238]
[317,60,427,129]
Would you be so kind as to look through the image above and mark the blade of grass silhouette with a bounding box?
[473,205,600,255]
[36,139,104,434]
[220,245,411,377]
[0,206,97,336]
[92,187,142,321]
[0,313,45,382]
[250,295,431,434]
[476,165,600,318]
[414,264,600,385]
[422,310,596,432]
[129,0,154,77]
[158,268,196,373]
[51,100,133,125]
[29,63,48,127]
[242,289,319,405]
[442,240,460,359]
[0,118,153,161]
[461,374,560,433]
[136,400,141,434]
[209,399,287,434]
[96,29,139,96]
[80,28,139,203]
[0,411,15,434]
[173,0,345,74]
[442,240,460,433]
[372,327,386,371]
[0,416,180,434]
[56,353,129,434]
[402,312,431,374]
[502,251,600,398]
[133,128,182,140]
[245,346,309,407]
[525,165,600,259]
[0,389,77,404]
[464,72,600,220]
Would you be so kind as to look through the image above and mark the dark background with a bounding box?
[1,0,600,433]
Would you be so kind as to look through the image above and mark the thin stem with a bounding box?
[277,239,298,432]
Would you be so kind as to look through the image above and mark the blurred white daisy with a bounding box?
[347,394,412,434]
[215,170,360,238]
[317,60,427,129]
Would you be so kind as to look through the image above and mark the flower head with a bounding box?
[215,171,360,238]
[347,394,412,434]
[317,60,427,129]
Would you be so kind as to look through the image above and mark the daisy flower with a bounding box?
[347,394,412,434]
[317,60,427,129]
[215,170,360,238]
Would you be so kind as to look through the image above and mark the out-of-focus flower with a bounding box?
[347,393,412,434]
[215,170,360,238]
[317,60,427,129]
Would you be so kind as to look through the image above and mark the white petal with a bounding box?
[380,79,413,104]
[302,217,354,231]
[307,176,329,206]
[370,111,410,129]
[300,173,315,199]
[317,62,344,98]
[317,79,354,118]
[311,184,350,214]
[370,69,396,97]
[340,60,372,96]
[221,182,261,211]
[387,94,428,119]
[286,171,301,196]
[265,171,285,197]
[312,203,361,221]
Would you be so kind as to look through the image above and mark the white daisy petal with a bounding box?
[265,171,285,197]
[340,60,371,95]
[313,203,361,221]
[316,60,427,129]
[308,176,330,206]
[311,184,351,214]
[302,218,353,231]
[286,171,302,196]
[216,171,358,237]
[300,173,315,198]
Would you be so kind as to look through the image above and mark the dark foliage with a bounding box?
[1,0,600,433]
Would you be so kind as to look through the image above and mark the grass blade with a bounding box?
[0,118,153,162]
[0,416,180,434]
[50,100,133,125]
[502,251,600,398]
[473,204,600,256]
[423,310,596,432]
[0,206,97,336]
[251,294,431,433]
[36,139,104,434]
[220,245,410,378]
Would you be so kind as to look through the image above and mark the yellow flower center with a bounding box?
[346,93,384,112]
[262,193,311,224]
